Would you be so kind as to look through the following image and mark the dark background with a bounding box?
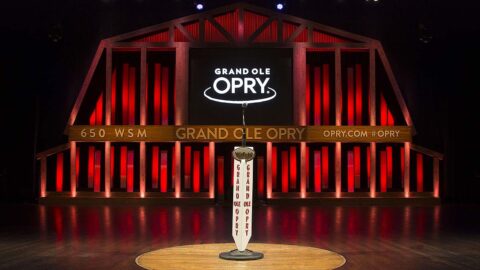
[0,0,478,203]
[189,48,292,125]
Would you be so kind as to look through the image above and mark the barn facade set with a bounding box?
[36,3,443,203]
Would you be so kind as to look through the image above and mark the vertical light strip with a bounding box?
[404,142,411,197]
[174,142,181,198]
[386,146,393,189]
[369,47,376,198]
[105,47,112,198]
[209,142,215,199]
[347,150,354,192]
[335,48,342,198]
[120,146,127,189]
[127,150,134,192]
[272,145,278,190]
[160,150,168,193]
[161,67,169,125]
[154,63,162,125]
[217,156,225,198]
[203,145,210,190]
[347,67,354,126]
[70,141,77,197]
[94,150,101,192]
[128,67,136,125]
[366,146,371,186]
[355,64,362,125]
[281,150,289,193]
[400,146,405,188]
[433,158,440,198]
[40,157,47,197]
[321,146,329,190]
[306,64,310,125]
[266,142,272,199]
[76,148,80,188]
[56,152,64,192]
[111,70,116,124]
[139,48,147,198]
[354,146,361,189]
[314,150,321,192]
[88,146,95,188]
[140,47,147,125]
[104,142,110,198]
[322,64,330,125]
[193,150,200,192]
[152,146,159,189]
[258,156,265,199]
[122,63,129,124]
[140,142,146,197]
[289,146,297,190]
[380,150,387,192]
[370,143,376,197]
[300,142,307,198]
[313,66,321,125]
[416,153,423,192]
[184,146,192,190]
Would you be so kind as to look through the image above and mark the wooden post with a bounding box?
[300,142,307,198]
[139,142,145,197]
[140,47,147,125]
[335,48,342,197]
[104,142,111,197]
[369,47,376,197]
[370,143,376,197]
[433,158,440,198]
[293,46,306,126]
[105,46,112,125]
[175,141,181,198]
[175,43,188,125]
[293,46,306,199]
[404,142,411,197]
[70,141,77,197]
[40,157,47,198]
[139,47,147,198]
[209,142,215,199]
[266,142,272,199]
[105,46,112,198]
[174,43,189,199]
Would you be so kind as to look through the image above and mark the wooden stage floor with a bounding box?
[0,203,479,269]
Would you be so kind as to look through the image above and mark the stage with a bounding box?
[0,204,478,269]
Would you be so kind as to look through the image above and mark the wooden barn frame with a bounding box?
[36,2,443,203]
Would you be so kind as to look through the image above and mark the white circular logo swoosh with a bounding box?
[203,87,277,104]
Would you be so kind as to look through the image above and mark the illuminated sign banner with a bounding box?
[203,68,277,104]
[69,125,412,143]
[189,48,292,125]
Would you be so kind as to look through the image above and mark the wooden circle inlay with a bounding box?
[136,243,346,270]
